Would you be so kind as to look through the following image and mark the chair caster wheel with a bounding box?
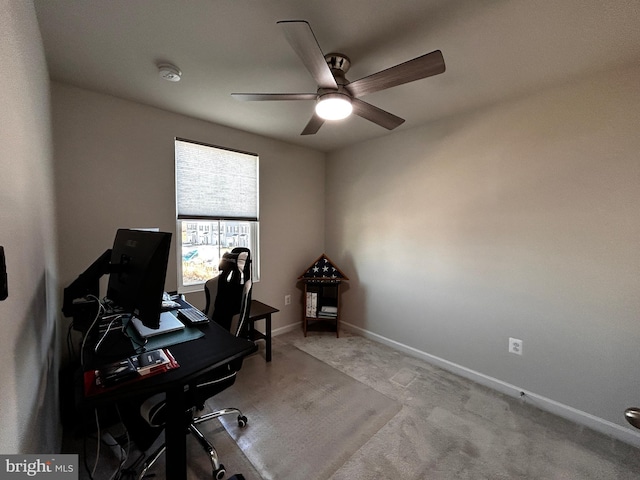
[237,415,248,428]
[213,464,226,480]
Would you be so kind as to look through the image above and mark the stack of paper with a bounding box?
[317,306,338,318]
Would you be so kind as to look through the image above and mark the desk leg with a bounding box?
[165,387,188,480]
[265,314,272,362]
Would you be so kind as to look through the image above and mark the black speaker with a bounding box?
[0,246,7,301]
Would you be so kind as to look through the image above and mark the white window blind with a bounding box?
[175,138,258,221]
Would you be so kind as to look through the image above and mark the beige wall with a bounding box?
[0,0,59,453]
[52,83,325,334]
[326,64,640,443]
[10,0,638,452]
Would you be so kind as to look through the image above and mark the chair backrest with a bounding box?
[204,248,252,337]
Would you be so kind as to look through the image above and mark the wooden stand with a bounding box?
[299,254,349,338]
[302,280,342,337]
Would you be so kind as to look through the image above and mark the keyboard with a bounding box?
[177,307,209,325]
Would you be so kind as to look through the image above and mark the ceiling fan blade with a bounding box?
[301,113,325,135]
[346,50,445,98]
[277,20,338,90]
[232,93,317,101]
[352,98,405,130]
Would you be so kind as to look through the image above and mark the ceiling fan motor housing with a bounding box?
[325,53,351,74]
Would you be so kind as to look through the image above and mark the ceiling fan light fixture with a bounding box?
[315,93,353,120]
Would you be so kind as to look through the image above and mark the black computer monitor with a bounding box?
[107,229,172,329]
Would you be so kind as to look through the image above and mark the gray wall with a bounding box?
[52,83,325,335]
[0,0,60,453]
[326,64,640,443]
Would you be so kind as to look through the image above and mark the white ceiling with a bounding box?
[34,0,640,153]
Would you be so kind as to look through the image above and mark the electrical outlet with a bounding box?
[284,294,291,306]
[509,337,523,355]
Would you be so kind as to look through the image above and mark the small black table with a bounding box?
[248,300,278,362]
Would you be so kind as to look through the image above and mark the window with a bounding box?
[175,138,259,292]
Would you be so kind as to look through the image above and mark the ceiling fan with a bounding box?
[231,20,446,135]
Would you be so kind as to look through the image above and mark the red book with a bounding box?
[84,348,179,397]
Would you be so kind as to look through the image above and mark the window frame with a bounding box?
[175,138,259,293]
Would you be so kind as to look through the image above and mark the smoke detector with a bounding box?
[158,63,182,82]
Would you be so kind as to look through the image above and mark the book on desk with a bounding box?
[85,348,179,395]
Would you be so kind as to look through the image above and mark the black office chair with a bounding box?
[204,247,252,338]
[134,248,253,480]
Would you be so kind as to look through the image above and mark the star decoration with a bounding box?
[299,254,349,281]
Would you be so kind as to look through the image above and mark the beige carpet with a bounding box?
[67,341,400,480]
[207,344,401,480]
[67,331,640,479]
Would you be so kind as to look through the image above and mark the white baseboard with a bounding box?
[272,322,301,337]
[339,321,640,448]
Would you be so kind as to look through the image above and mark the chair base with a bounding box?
[135,407,247,480]
[193,407,247,427]
[189,422,226,480]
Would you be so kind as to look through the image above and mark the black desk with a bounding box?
[83,319,256,480]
